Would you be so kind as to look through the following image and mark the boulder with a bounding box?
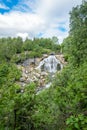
[20,77,26,82]
[35,73,41,78]
[41,71,48,76]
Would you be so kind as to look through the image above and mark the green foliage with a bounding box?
[0,62,22,129]
[62,1,87,66]
[0,37,23,62]
[0,63,21,85]
[52,36,59,44]
[51,62,87,129]
[66,114,87,130]
[13,83,37,130]
[32,88,60,130]
[0,1,87,130]
[0,37,61,63]
[29,51,42,58]
[51,1,87,129]
[0,67,37,130]
[22,39,33,51]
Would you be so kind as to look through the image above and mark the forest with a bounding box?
[0,1,87,130]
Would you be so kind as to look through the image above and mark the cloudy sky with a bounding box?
[0,0,82,43]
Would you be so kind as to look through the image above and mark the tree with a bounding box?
[68,0,87,66]
[52,36,59,44]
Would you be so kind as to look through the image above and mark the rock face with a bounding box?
[17,54,66,89]
[17,64,48,88]
[56,54,67,65]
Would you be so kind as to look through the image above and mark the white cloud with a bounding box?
[0,3,9,10]
[16,33,29,41]
[0,12,45,37]
[0,0,82,43]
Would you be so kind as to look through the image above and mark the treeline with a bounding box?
[0,1,87,130]
[0,37,60,63]
[37,1,87,129]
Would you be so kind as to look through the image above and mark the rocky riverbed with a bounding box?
[16,54,67,91]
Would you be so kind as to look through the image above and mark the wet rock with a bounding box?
[17,54,66,89]
[21,82,26,87]
[17,65,22,70]
[41,72,48,76]
[20,77,26,82]
[25,70,28,74]
[35,73,40,78]
[22,73,28,79]
[43,54,48,58]
[33,76,38,81]
[25,78,31,83]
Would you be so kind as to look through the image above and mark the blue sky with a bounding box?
[0,0,18,13]
[0,0,82,43]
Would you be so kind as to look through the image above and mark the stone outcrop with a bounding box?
[17,54,66,90]
[17,64,48,88]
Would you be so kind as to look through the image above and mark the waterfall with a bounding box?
[36,54,63,73]
[36,54,63,94]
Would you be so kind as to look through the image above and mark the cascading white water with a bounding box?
[36,55,63,73]
[36,54,63,94]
